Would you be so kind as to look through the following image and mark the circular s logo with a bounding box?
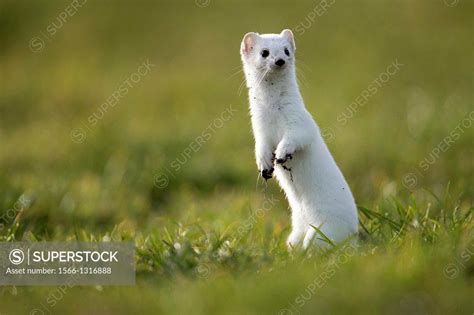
[29,37,45,53]
[9,249,25,265]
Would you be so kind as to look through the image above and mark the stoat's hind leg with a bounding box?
[286,202,307,250]
[302,218,355,250]
[303,226,336,250]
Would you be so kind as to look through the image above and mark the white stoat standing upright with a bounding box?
[240,29,358,249]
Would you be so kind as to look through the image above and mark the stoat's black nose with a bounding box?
[275,59,285,67]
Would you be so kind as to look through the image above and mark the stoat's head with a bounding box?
[240,29,296,81]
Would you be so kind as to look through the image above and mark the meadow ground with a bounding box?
[0,0,473,314]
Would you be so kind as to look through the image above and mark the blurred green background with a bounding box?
[0,0,473,314]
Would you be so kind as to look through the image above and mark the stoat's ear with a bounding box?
[281,29,295,50]
[241,32,259,55]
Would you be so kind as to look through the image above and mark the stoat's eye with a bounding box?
[261,49,269,58]
[284,48,290,56]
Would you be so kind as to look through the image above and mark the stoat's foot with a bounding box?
[256,147,275,180]
[275,153,293,165]
[274,142,295,165]
[286,230,304,250]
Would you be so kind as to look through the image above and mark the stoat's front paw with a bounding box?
[275,143,295,165]
[275,153,293,165]
[261,168,274,180]
[257,151,275,180]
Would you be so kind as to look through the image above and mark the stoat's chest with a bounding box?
[250,98,293,146]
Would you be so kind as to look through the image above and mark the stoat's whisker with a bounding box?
[296,66,309,89]
[227,68,244,80]
[254,69,269,91]
[237,79,247,95]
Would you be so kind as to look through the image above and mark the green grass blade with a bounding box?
[309,224,336,248]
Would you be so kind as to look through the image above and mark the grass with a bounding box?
[1,0,473,314]
[1,192,472,314]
